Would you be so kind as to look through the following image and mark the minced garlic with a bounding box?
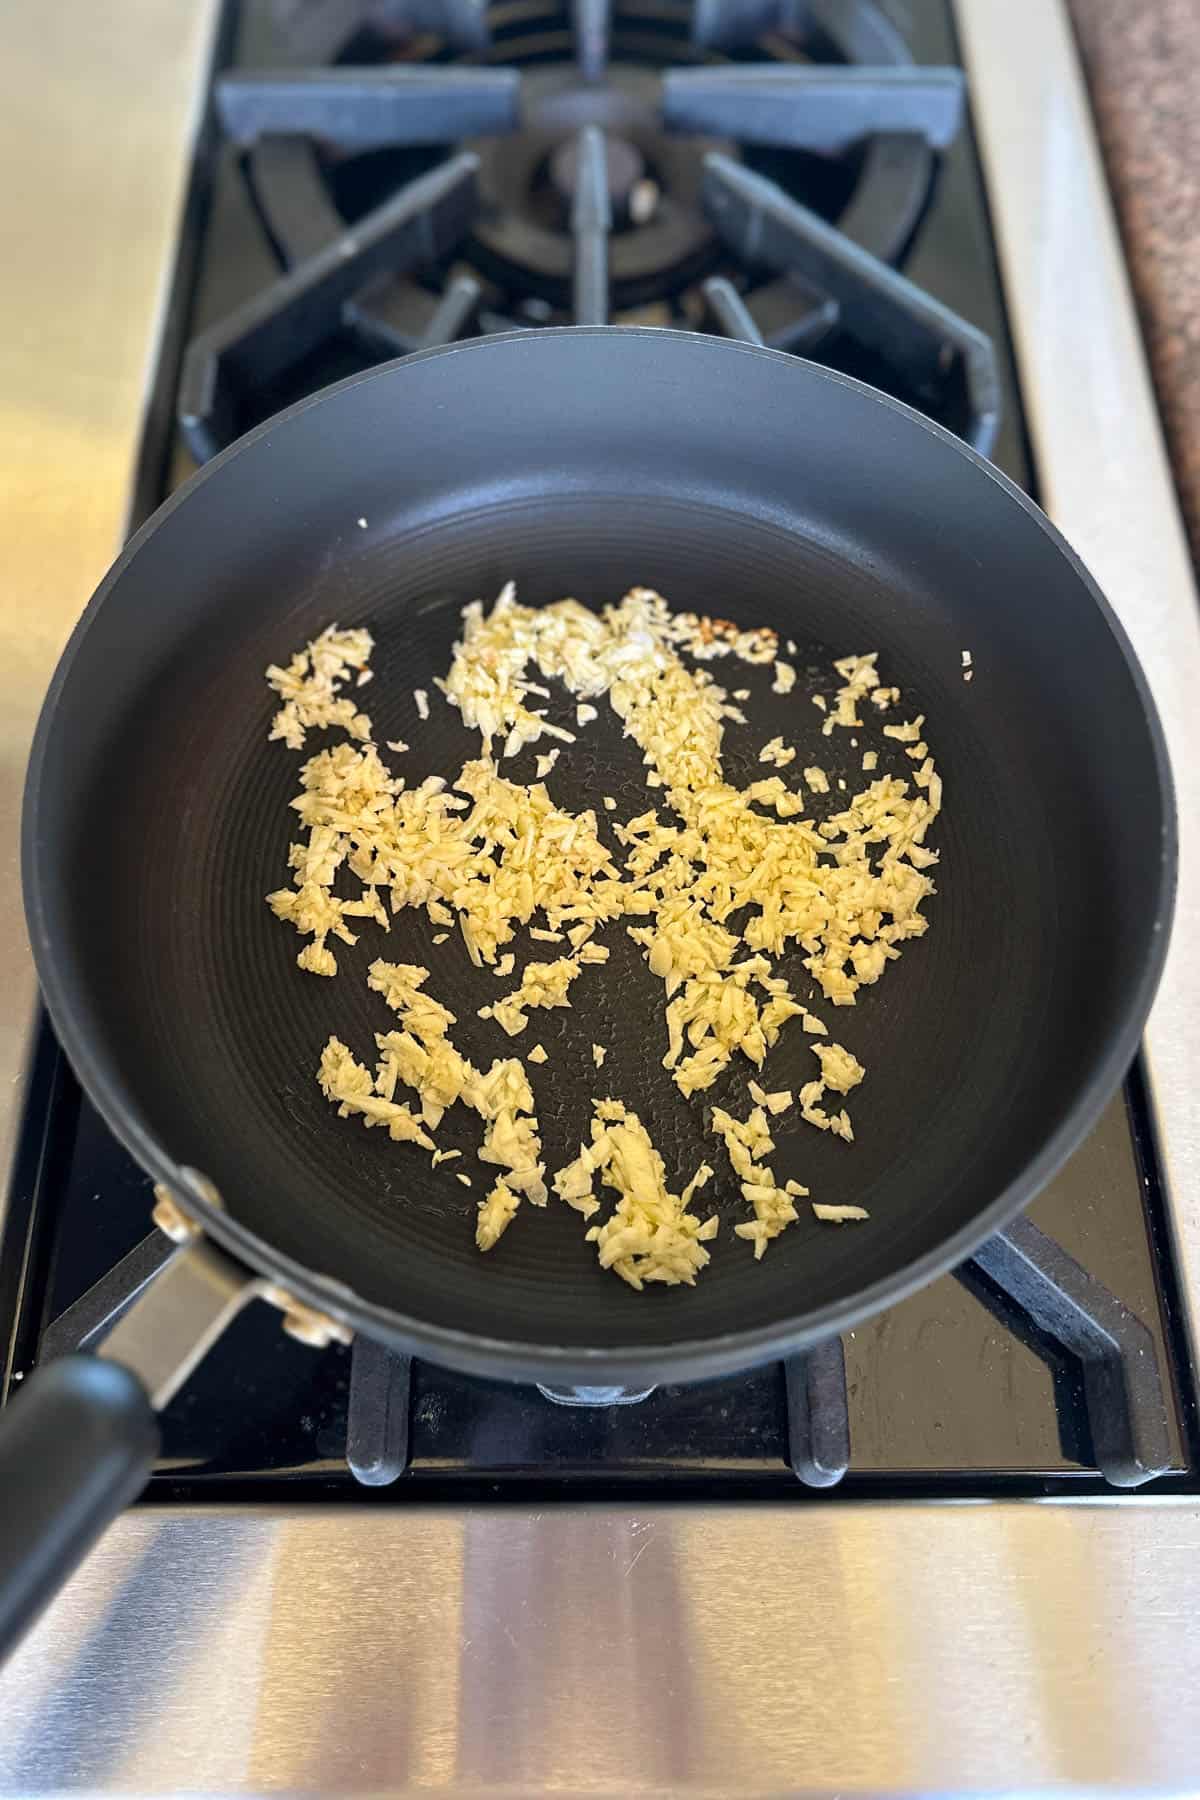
[267,583,942,1278]
[554,1100,718,1288]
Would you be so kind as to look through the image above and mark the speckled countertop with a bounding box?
[1066,0,1200,564]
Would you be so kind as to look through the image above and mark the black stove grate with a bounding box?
[178,0,991,458]
[178,149,482,459]
[32,1203,1174,1490]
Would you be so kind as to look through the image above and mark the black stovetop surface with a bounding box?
[2,0,1195,1495]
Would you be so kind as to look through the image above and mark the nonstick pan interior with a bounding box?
[24,331,1173,1378]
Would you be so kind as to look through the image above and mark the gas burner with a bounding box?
[181,0,991,459]
[467,66,727,308]
[234,0,944,324]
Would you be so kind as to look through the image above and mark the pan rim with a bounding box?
[22,327,1178,1385]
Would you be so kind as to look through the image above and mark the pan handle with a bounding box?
[0,1357,157,1662]
[0,1237,259,1662]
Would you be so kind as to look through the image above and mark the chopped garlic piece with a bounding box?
[557,1100,718,1288]
[883,715,925,743]
[266,624,374,751]
[759,736,796,768]
[489,956,588,1036]
[528,1044,548,1064]
[709,1101,805,1258]
[771,660,796,695]
[591,1043,607,1068]
[803,765,829,793]
[814,1042,865,1093]
[748,1079,792,1115]
[813,1202,868,1223]
[476,1177,520,1250]
[317,1038,434,1148]
[414,688,430,720]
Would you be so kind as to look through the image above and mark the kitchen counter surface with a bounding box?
[1067,0,1200,564]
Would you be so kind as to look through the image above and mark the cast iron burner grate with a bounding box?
[178,0,998,460]
[39,1213,1173,1490]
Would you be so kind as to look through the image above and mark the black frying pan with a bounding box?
[0,329,1175,1652]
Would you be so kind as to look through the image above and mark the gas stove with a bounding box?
[4,0,1191,1499]
[3,0,1200,1792]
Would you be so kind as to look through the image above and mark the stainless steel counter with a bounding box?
[2,0,1199,1794]
[959,0,1200,1393]
[0,1501,1198,1796]
[0,0,221,1244]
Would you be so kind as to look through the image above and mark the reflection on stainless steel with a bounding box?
[1,1502,1198,1794]
[958,0,1200,1364]
[0,1,220,1243]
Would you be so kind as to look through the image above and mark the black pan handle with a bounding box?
[0,1356,158,1660]
[0,1231,262,1664]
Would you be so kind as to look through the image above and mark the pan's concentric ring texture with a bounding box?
[22,330,1175,1385]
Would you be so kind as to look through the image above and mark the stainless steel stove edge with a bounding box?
[957,0,1200,1376]
[2,1500,1199,1797]
[0,1,224,1262]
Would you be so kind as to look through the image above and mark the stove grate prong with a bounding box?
[347,1336,413,1485]
[417,272,483,349]
[571,126,612,327]
[216,66,519,152]
[572,0,611,84]
[960,1216,1172,1489]
[701,275,764,345]
[39,1232,180,1363]
[702,152,999,455]
[179,151,480,463]
[663,65,963,155]
[784,1336,850,1487]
